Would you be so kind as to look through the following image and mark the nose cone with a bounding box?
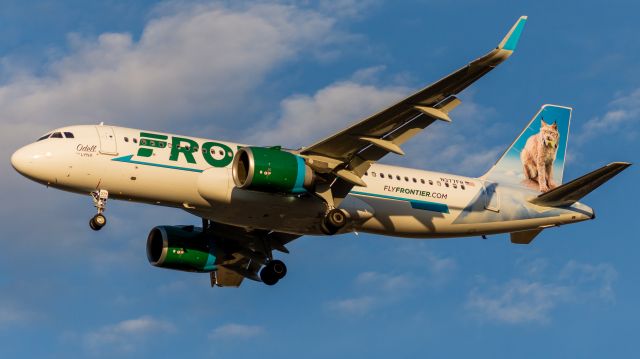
[10,144,54,183]
[11,146,31,175]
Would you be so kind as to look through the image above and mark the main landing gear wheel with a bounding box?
[321,208,347,235]
[90,189,109,231]
[260,260,287,286]
[89,214,107,231]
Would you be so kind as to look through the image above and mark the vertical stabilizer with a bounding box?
[483,105,572,192]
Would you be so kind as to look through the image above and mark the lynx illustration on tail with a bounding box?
[520,120,560,192]
[483,104,571,193]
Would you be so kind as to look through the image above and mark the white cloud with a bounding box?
[578,88,640,141]
[466,279,571,324]
[326,272,414,316]
[84,316,174,352]
[209,323,264,339]
[393,244,458,285]
[327,247,457,317]
[326,296,376,316]
[317,0,382,18]
[248,79,408,147]
[355,271,416,292]
[559,260,618,302]
[0,303,37,329]
[0,1,338,151]
[466,259,618,324]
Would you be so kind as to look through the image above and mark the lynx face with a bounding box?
[540,120,559,149]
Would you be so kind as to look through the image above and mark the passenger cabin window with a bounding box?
[50,132,63,138]
[37,134,51,141]
[395,175,400,180]
[133,138,138,144]
[420,179,425,184]
[461,184,466,190]
[404,176,409,181]
[64,132,74,138]
[380,173,385,178]
[429,180,433,185]
[412,178,417,183]
[445,183,450,188]
[453,184,457,189]
[124,137,129,142]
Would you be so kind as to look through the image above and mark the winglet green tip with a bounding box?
[498,16,527,51]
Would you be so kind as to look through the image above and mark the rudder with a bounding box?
[483,104,572,192]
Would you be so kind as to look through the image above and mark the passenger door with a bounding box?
[95,125,118,155]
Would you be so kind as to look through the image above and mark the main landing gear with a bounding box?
[260,260,287,286]
[321,208,348,235]
[89,189,109,231]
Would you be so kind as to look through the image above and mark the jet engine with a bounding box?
[232,147,315,194]
[146,225,217,272]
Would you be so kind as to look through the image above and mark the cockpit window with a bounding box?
[64,132,74,138]
[37,134,51,141]
[50,132,63,138]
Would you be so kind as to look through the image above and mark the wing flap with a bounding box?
[211,266,245,287]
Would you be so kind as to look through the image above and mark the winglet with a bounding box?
[498,16,527,51]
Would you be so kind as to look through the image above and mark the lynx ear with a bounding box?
[540,119,548,127]
[551,121,558,129]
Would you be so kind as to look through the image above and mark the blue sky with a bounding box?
[1,1,638,358]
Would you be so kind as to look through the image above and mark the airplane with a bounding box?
[10,16,630,287]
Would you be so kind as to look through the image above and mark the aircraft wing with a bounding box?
[299,16,527,204]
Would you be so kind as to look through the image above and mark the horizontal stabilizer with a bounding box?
[530,162,631,207]
[510,228,543,244]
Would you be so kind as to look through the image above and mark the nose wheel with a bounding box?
[89,213,107,230]
[90,190,109,231]
[260,260,287,286]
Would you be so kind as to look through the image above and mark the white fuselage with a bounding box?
[11,125,594,237]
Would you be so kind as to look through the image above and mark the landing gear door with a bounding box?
[483,182,500,212]
[95,125,118,155]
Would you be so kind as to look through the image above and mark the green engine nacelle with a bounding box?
[232,146,314,194]
[146,226,217,272]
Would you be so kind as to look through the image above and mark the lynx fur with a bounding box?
[520,120,560,192]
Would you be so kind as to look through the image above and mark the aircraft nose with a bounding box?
[11,146,31,175]
[10,144,53,181]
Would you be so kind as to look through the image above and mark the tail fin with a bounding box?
[483,104,572,192]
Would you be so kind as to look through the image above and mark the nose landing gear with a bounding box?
[90,190,109,231]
